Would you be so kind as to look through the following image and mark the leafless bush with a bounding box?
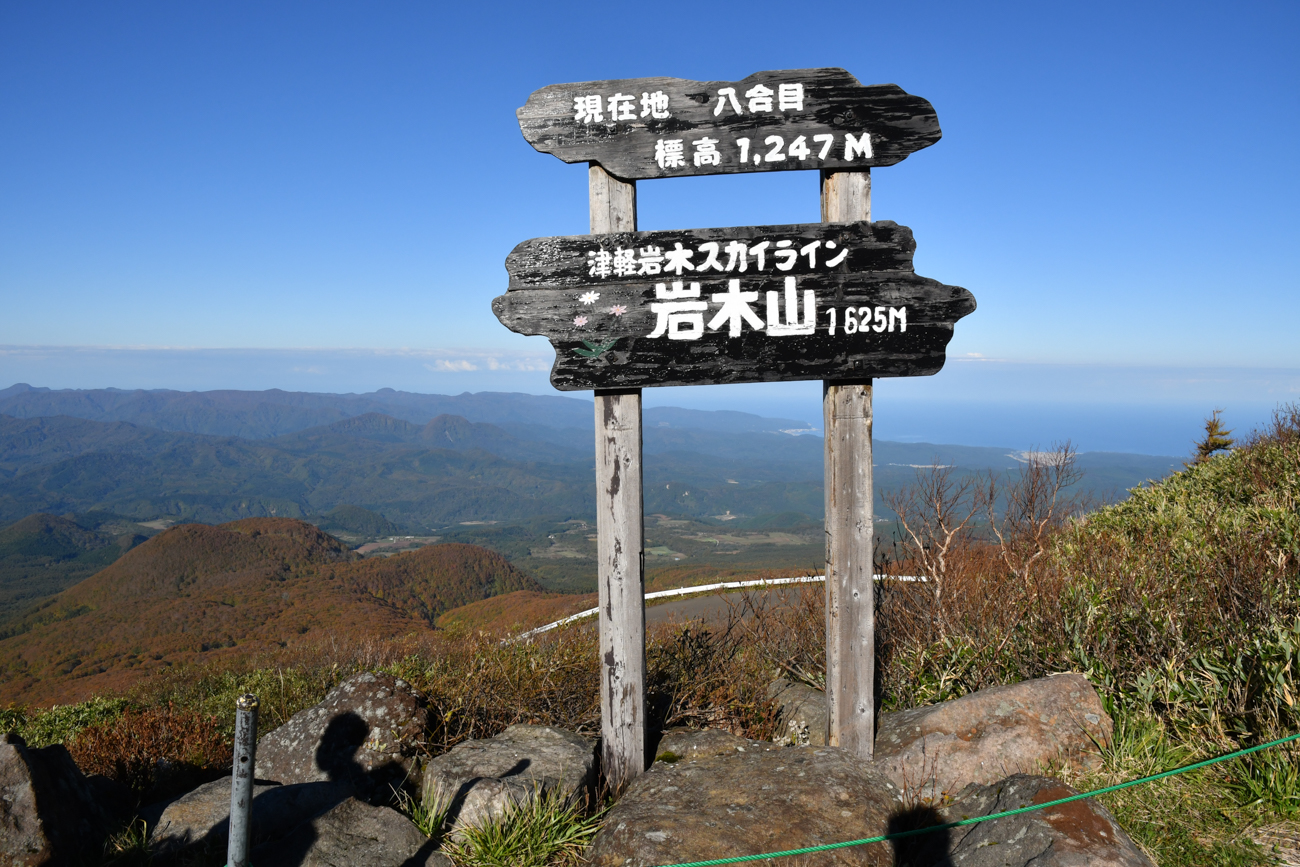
[884,462,983,637]
[984,441,1086,590]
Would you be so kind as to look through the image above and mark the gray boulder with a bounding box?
[588,746,902,866]
[252,797,451,866]
[903,774,1153,866]
[256,671,429,793]
[146,774,352,857]
[420,724,595,834]
[875,673,1112,799]
[0,732,132,865]
[768,677,830,746]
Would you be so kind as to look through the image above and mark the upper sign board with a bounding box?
[517,68,940,180]
[493,221,975,391]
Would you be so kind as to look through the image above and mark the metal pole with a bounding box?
[228,693,259,867]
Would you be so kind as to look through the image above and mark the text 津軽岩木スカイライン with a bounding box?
[493,220,972,390]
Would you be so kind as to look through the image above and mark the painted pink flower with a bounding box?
[608,304,628,316]
[573,315,588,327]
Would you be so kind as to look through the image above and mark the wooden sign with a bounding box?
[517,68,940,180]
[493,220,975,390]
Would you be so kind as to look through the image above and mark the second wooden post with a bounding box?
[589,164,646,793]
[821,169,875,759]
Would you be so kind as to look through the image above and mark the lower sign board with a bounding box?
[493,221,975,391]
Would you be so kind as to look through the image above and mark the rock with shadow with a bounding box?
[888,805,953,867]
[420,724,596,835]
[0,732,133,865]
[256,671,429,795]
[767,673,1113,799]
[932,774,1153,866]
[252,797,451,867]
[588,745,902,866]
[144,775,353,859]
[874,674,1113,801]
[768,678,831,746]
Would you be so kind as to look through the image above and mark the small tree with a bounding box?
[985,442,1084,593]
[884,461,983,636]
[1193,409,1234,464]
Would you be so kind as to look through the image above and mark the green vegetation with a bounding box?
[0,694,130,746]
[1066,715,1271,865]
[444,786,604,867]
[1193,408,1236,465]
[313,503,404,538]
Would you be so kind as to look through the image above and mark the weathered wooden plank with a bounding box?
[517,69,940,180]
[589,163,636,234]
[505,221,914,290]
[822,168,876,760]
[590,165,646,796]
[824,378,875,758]
[491,221,975,390]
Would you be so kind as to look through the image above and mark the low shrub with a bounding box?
[0,694,131,747]
[67,703,231,800]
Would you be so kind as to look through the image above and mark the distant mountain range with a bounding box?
[0,383,812,439]
[0,384,1185,524]
[0,384,1186,599]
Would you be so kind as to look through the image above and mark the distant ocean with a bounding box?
[645,387,1280,457]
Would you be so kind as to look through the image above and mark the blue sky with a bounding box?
[2,1,1297,453]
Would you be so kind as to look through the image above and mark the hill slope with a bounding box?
[0,518,540,706]
[0,514,146,623]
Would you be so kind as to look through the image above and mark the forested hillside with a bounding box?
[0,518,538,706]
[0,513,148,621]
[0,409,1180,530]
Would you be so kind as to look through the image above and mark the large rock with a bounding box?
[1,732,132,865]
[146,774,352,856]
[421,724,595,834]
[252,797,451,866]
[256,671,429,793]
[900,774,1153,866]
[875,673,1112,799]
[768,677,830,746]
[769,674,1112,798]
[588,746,902,866]
[654,728,782,763]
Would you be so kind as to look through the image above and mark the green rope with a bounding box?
[651,728,1300,867]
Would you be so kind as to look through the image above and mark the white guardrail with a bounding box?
[512,573,925,642]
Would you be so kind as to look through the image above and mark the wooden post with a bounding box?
[821,169,875,758]
[590,164,645,793]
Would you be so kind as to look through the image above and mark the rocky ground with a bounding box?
[1,670,1152,866]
